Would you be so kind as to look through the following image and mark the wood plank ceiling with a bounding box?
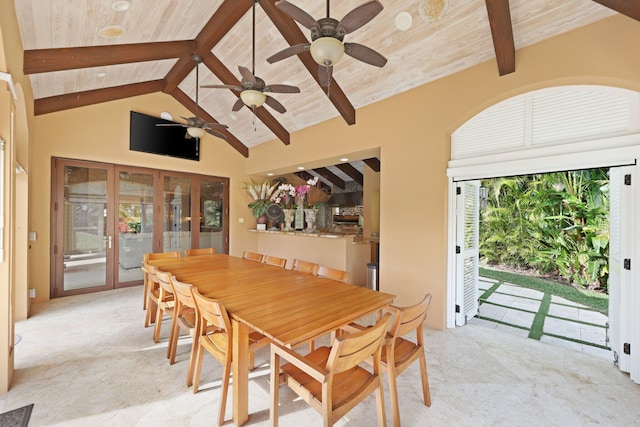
[15,1,631,159]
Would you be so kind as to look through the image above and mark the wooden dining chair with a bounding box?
[191,289,270,426]
[142,251,180,309]
[262,255,287,269]
[344,293,433,427]
[316,265,350,283]
[185,247,216,256]
[270,312,392,427]
[242,251,264,263]
[142,263,165,328]
[291,259,319,275]
[167,277,199,387]
[153,269,177,353]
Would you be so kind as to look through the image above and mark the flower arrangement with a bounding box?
[243,178,278,218]
[270,183,297,209]
[271,177,320,209]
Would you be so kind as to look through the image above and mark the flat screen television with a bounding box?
[129,111,200,161]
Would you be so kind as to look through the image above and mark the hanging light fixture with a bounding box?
[310,37,345,67]
[187,126,206,138]
[241,1,267,109]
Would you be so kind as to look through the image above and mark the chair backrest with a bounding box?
[328,312,392,375]
[185,247,216,257]
[316,266,350,283]
[171,277,197,311]
[154,269,174,298]
[263,255,287,268]
[144,251,181,262]
[389,293,432,339]
[292,259,319,275]
[192,288,232,351]
[242,251,264,262]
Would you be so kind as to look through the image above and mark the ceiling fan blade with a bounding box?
[201,84,243,92]
[263,84,300,94]
[337,1,384,34]
[238,66,256,85]
[264,95,287,114]
[156,124,185,127]
[318,65,332,87]
[276,1,319,30]
[204,122,229,129]
[344,42,387,67]
[207,129,228,140]
[266,43,310,64]
[232,98,245,112]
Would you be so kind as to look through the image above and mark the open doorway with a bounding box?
[465,168,611,360]
[446,85,640,384]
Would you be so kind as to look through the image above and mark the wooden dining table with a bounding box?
[149,253,395,426]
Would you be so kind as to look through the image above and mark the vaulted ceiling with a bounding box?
[15,1,635,158]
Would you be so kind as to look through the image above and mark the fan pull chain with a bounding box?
[326,66,331,99]
[252,106,257,131]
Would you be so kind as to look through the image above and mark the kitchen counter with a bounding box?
[250,230,373,286]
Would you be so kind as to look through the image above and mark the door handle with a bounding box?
[108,235,112,249]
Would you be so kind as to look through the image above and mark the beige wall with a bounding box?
[2,6,640,394]
[247,14,640,329]
[28,93,260,302]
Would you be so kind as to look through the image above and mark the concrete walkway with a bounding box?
[469,276,612,360]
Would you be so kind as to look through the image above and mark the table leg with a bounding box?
[232,318,250,426]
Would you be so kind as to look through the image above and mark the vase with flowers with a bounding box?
[271,176,320,232]
[271,183,297,231]
[243,178,278,228]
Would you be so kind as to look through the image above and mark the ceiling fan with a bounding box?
[201,0,300,114]
[157,54,228,140]
[267,0,387,87]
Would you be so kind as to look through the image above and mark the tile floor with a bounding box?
[470,277,612,360]
[3,286,640,426]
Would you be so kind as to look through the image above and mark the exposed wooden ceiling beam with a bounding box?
[592,0,640,21]
[363,157,380,172]
[335,163,364,186]
[202,53,290,145]
[23,41,194,74]
[164,0,252,94]
[294,171,331,193]
[260,0,356,125]
[170,88,248,157]
[34,80,165,115]
[485,0,516,76]
[313,167,346,189]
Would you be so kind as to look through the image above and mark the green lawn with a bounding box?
[479,267,609,315]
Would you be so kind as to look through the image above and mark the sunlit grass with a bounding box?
[480,267,609,315]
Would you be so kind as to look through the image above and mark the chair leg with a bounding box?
[167,313,179,362]
[269,349,280,427]
[153,305,164,343]
[144,298,157,327]
[249,350,255,371]
[375,378,387,427]
[186,333,198,387]
[218,358,232,426]
[192,341,204,394]
[419,351,431,407]
[387,365,401,427]
[142,281,148,310]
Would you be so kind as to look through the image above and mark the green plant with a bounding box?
[243,179,277,218]
[479,169,610,292]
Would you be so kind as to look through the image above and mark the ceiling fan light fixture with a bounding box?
[240,89,267,108]
[310,37,345,67]
[187,126,206,138]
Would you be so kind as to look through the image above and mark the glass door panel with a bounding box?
[117,170,154,285]
[62,165,111,292]
[200,179,225,253]
[163,175,192,252]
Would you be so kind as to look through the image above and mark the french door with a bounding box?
[455,180,480,325]
[51,158,229,297]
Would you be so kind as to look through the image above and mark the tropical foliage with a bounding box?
[479,169,610,292]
